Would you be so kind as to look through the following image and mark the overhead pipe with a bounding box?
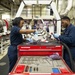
[50,1,61,35]
[0,2,11,10]
[15,1,25,17]
[60,0,72,15]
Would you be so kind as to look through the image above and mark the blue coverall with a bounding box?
[7,26,23,72]
[59,24,75,69]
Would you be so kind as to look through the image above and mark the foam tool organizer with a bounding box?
[9,56,74,75]
[9,41,75,75]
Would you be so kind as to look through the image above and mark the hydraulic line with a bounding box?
[60,41,74,71]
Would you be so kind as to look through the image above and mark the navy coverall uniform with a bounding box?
[7,26,23,72]
[59,24,75,69]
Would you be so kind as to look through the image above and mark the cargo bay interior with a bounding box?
[0,0,75,75]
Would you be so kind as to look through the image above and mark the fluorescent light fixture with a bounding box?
[2,14,10,20]
[0,9,3,10]
[39,0,52,4]
[24,0,37,5]
[13,0,14,2]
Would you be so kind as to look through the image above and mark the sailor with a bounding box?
[7,17,35,72]
[53,16,75,69]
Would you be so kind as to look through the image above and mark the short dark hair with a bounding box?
[61,16,70,21]
[12,17,24,26]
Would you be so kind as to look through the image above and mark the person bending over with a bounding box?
[7,17,35,72]
[53,16,75,70]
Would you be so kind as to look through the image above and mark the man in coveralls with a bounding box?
[53,16,75,70]
[7,17,35,72]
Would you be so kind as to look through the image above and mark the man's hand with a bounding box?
[53,33,59,39]
[51,33,59,39]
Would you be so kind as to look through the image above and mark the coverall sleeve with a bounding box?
[12,26,20,34]
[59,27,75,45]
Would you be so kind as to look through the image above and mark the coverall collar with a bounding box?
[66,24,72,30]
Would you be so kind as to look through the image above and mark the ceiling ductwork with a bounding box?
[0,1,11,10]
[60,0,72,15]
[0,2,11,10]
[0,0,21,11]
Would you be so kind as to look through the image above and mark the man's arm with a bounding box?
[59,27,75,44]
